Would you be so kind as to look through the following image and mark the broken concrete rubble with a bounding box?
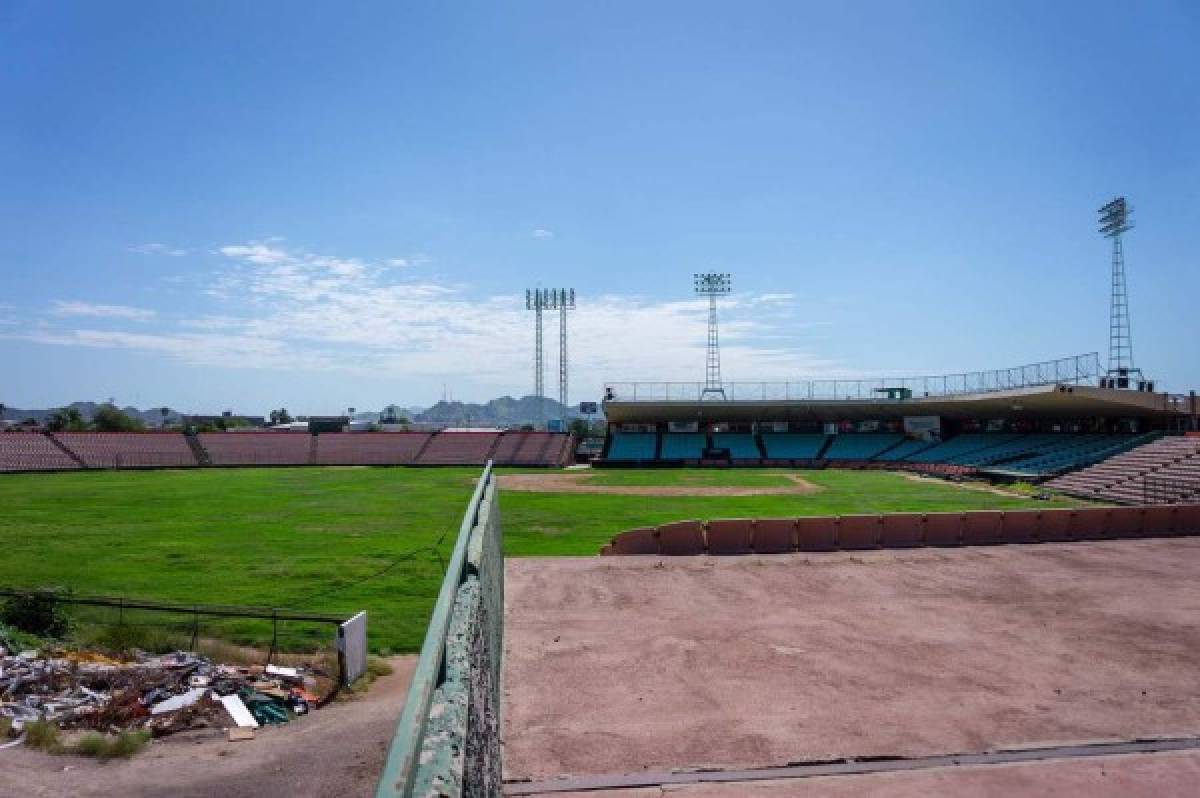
[1,646,334,746]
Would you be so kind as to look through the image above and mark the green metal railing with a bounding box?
[375,461,503,797]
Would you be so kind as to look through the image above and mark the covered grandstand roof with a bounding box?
[603,384,1193,424]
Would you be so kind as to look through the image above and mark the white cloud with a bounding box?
[217,242,292,265]
[130,243,188,257]
[50,300,157,321]
[13,241,838,397]
[531,229,554,239]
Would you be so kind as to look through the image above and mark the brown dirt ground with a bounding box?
[545,750,1200,797]
[0,656,415,798]
[503,540,1200,783]
[497,472,819,497]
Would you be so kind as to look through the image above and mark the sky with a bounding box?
[1,1,1198,414]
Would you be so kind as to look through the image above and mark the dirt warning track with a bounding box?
[496,471,820,497]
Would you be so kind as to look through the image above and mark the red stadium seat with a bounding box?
[657,521,705,555]
[880,513,923,548]
[924,512,963,546]
[754,519,797,553]
[1106,506,1144,538]
[837,515,881,550]
[610,527,659,555]
[962,511,1004,545]
[1140,505,1177,538]
[1069,507,1112,541]
[1036,509,1073,542]
[1175,504,1200,536]
[1000,510,1037,544]
[795,517,836,551]
[706,519,754,555]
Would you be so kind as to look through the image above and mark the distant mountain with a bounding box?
[0,402,184,425]
[415,395,598,427]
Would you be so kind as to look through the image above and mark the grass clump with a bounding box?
[72,730,151,759]
[22,720,63,753]
[342,655,395,698]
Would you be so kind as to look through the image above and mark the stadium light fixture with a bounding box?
[694,273,732,399]
[526,288,576,427]
[1097,197,1141,386]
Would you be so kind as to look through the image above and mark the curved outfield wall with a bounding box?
[601,504,1200,556]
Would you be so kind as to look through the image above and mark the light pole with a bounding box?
[694,273,732,399]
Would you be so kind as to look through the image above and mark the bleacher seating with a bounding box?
[660,433,707,461]
[0,433,80,472]
[903,434,1020,464]
[760,433,827,460]
[989,433,1155,477]
[414,432,500,465]
[823,433,905,461]
[606,432,657,461]
[874,439,936,461]
[710,433,761,460]
[314,432,431,465]
[1048,436,1200,503]
[53,432,198,468]
[490,432,573,466]
[199,432,313,466]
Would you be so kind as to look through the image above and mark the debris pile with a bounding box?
[1,646,333,744]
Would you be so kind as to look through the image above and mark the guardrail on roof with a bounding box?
[604,353,1103,402]
[375,462,503,797]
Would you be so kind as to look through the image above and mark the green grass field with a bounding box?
[0,466,1078,653]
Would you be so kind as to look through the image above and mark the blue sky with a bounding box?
[2,1,1198,414]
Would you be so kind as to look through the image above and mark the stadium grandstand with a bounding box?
[598,353,1199,488]
[0,429,573,472]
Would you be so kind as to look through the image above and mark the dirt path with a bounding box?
[497,472,820,497]
[1,656,416,798]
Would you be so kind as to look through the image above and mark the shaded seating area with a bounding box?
[822,433,904,461]
[53,432,198,468]
[606,432,657,462]
[710,432,761,460]
[759,432,826,461]
[0,433,80,472]
[659,433,707,461]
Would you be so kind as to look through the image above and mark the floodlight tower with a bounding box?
[1097,197,1142,387]
[694,273,731,399]
[555,289,576,417]
[526,288,548,424]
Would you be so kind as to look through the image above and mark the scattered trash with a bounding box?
[217,694,258,729]
[1,647,334,748]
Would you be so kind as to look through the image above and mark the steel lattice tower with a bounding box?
[557,289,576,413]
[1098,198,1139,382]
[526,289,547,424]
[527,288,575,426]
[694,273,731,399]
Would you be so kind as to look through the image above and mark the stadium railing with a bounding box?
[375,462,503,797]
[604,352,1103,401]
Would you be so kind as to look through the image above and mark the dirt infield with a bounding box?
[503,540,1200,783]
[497,471,820,496]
